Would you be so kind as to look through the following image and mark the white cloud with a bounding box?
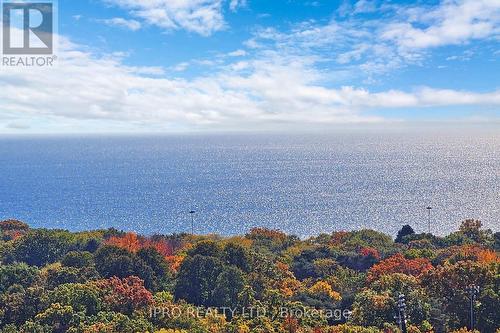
[103,0,230,36]
[244,0,500,82]
[227,49,247,57]
[1,38,499,133]
[2,0,500,133]
[172,62,190,72]
[381,0,500,49]
[229,0,247,12]
[353,0,377,14]
[102,17,142,31]
[446,49,474,61]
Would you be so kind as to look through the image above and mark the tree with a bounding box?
[459,220,483,240]
[396,225,415,243]
[212,266,246,309]
[246,228,297,253]
[477,274,500,333]
[291,246,332,279]
[224,242,251,272]
[45,265,86,289]
[367,253,433,282]
[308,281,342,302]
[137,247,172,291]
[49,283,102,315]
[188,240,222,258]
[369,273,432,326]
[105,233,141,253]
[80,311,153,333]
[0,263,39,293]
[34,303,76,333]
[0,220,29,241]
[351,289,394,328]
[0,285,45,326]
[422,261,497,330]
[93,245,155,289]
[0,220,29,231]
[174,255,224,306]
[1,286,31,326]
[61,251,94,268]
[9,230,75,266]
[95,276,153,315]
[448,219,495,246]
[339,230,396,256]
[359,247,381,261]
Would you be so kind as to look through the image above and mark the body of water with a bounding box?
[0,129,499,237]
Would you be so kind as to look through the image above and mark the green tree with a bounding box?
[0,263,39,293]
[34,303,77,333]
[212,266,246,309]
[48,283,102,315]
[137,247,172,292]
[93,245,155,289]
[0,286,45,327]
[188,240,222,258]
[476,273,500,333]
[61,251,94,268]
[9,230,76,266]
[224,242,251,272]
[396,225,415,243]
[174,255,224,306]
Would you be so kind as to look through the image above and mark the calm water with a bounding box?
[0,130,499,237]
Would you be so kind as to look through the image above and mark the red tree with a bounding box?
[359,247,381,260]
[367,253,433,282]
[95,276,153,314]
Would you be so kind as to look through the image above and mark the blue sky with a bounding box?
[1,0,499,133]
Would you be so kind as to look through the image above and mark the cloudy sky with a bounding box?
[1,0,499,133]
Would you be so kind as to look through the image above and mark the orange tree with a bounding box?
[367,253,433,282]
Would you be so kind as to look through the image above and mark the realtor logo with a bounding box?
[2,1,54,55]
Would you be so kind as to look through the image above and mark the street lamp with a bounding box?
[466,285,480,330]
[426,206,432,234]
[189,210,196,235]
[396,294,408,333]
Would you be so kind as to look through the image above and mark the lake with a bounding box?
[1,129,499,237]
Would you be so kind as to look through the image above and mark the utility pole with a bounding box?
[426,206,432,234]
[466,285,480,330]
[189,210,196,234]
[396,294,408,333]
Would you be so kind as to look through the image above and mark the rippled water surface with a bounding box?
[0,130,499,237]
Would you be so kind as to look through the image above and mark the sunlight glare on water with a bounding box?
[0,129,499,237]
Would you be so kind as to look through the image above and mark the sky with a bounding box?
[0,0,499,133]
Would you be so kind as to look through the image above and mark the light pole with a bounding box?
[189,210,196,235]
[397,294,408,333]
[466,285,480,330]
[426,206,432,234]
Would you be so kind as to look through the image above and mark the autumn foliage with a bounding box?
[367,253,433,282]
[0,219,29,240]
[95,276,153,314]
[0,219,498,332]
[248,227,288,242]
[105,232,141,252]
[105,232,183,270]
[359,247,381,260]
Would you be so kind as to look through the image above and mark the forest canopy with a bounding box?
[0,219,498,333]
